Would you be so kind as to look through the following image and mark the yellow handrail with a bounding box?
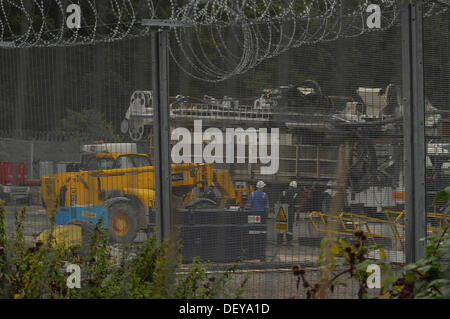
[308,210,447,251]
[427,212,449,233]
[308,210,405,249]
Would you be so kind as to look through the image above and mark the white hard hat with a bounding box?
[325,180,336,196]
[256,180,266,188]
[289,181,297,188]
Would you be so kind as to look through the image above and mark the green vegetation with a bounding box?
[292,227,449,299]
[61,108,120,142]
[0,200,248,299]
[292,188,450,299]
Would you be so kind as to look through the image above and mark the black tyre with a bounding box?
[108,201,139,244]
[67,219,95,257]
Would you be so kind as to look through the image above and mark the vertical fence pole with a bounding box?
[152,30,172,241]
[402,0,426,263]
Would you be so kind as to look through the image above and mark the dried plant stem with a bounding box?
[318,143,351,298]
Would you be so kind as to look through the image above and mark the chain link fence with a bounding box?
[0,1,448,299]
[423,3,450,280]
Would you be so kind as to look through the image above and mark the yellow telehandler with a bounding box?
[40,143,252,246]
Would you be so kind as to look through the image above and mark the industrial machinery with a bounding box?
[41,142,253,244]
[120,81,445,212]
[299,142,450,252]
[37,80,448,259]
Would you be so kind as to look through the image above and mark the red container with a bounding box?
[0,162,27,185]
[441,119,450,137]
[25,179,41,186]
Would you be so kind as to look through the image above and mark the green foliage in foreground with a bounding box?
[292,188,450,299]
[292,228,449,299]
[0,201,248,299]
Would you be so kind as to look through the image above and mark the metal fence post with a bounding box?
[402,0,426,263]
[152,30,172,241]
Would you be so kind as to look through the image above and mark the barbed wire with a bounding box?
[1,0,446,47]
[0,0,157,47]
[169,0,400,82]
[0,0,448,82]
